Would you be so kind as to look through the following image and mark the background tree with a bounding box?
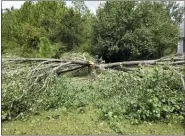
[92,1,181,62]
[72,1,88,16]
[2,1,88,57]
[2,1,184,60]
[72,1,95,52]
[164,1,185,25]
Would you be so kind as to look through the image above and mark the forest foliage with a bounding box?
[2,1,185,62]
[2,1,94,58]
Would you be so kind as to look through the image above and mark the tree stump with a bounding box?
[88,62,97,81]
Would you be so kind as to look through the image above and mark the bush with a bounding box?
[97,67,184,124]
[39,37,55,58]
[125,67,184,123]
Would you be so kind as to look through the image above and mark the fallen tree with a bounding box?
[2,55,185,121]
[4,54,185,73]
[2,54,184,87]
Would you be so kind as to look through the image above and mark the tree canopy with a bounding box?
[2,1,94,57]
[92,1,183,62]
[2,1,184,62]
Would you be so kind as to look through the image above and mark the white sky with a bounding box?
[2,1,105,14]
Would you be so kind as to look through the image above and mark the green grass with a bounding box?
[2,106,184,135]
[107,119,184,134]
[2,106,114,134]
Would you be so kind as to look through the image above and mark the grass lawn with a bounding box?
[2,106,184,135]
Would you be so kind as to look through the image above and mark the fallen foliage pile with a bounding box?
[2,54,185,124]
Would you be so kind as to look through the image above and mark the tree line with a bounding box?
[2,1,184,62]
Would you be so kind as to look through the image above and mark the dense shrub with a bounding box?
[2,61,184,124]
[39,37,59,58]
[125,68,184,123]
[83,67,184,125]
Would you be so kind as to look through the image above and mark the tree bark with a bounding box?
[4,55,185,73]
